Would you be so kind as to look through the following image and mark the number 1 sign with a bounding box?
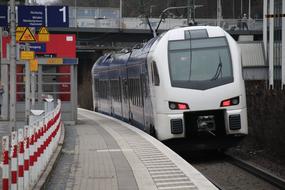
[47,6,69,27]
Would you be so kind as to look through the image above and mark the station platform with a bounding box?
[46,108,217,190]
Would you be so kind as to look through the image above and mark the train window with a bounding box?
[185,29,208,39]
[151,62,160,86]
[168,37,233,90]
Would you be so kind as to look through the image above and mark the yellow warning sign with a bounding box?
[38,27,50,42]
[47,58,63,64]
[30,59,39,72]
[38,34,49,42]
[19,28,36,42]
[20,51,35,60]
[16,27,27,42]
[39,27,49,34]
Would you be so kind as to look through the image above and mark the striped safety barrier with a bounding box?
[1,99,62,190]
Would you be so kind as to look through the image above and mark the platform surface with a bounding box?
[46,108,217,190]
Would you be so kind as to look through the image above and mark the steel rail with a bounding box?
[225,153,285,189]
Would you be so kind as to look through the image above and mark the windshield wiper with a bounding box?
[211,55,223,81]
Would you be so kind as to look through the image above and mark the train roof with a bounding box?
[162,26,227,41]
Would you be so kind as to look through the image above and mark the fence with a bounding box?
[1,99,62,190]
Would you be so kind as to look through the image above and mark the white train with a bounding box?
[92,26,248,147]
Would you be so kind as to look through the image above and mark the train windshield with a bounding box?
[168,37,233,90]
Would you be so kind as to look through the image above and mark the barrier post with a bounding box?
[18,129,24,190]
[2,136,9,190]
[11,131,18,190]
[44,98,54,114]
[23,126,30,190]
[29,125,35,187]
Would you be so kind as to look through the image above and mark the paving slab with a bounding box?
[45,109,217,190]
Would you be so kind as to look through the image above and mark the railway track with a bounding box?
[224,153,285,190]
[184,151,285,190]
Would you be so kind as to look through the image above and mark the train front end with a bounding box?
[149,26,248,146]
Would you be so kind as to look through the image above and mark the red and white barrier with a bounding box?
[2,136,9,190]
[1,99,62,190]
[24,126,30,190]
[11,132,18,190]
[18,129,24,190]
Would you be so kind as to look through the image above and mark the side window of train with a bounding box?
[151,61,160,86]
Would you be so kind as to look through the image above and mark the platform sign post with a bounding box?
[10,0,17,130]
[25,61,31,125]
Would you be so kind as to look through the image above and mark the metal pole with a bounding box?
[269,0,274,89]
[9,0,17,130]
[25,62,30,124]
[241,0,243,16]
[282,0,285,89]
[31,72,36,108]
[233,0,235,18]
[193,0,196,21]
[263,0,267,58]
[248,0,251,19]
[0,27,2,83]
[75,0,77,27]
[217,0,222,26]
[187,0,190,25]
[120,0,122,29]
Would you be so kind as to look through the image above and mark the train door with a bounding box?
[121,66,129,121]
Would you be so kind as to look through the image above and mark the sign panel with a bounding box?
[0,5,8,27]
[22,43,46,52]
[20,51,35,60]
[18,5,45,27]
[30,59,39,72]
[38,27,49,42]
[19,27,36,42]
[39,34,49,42]
[39,27,49,34]
[47,6,69,27]
[47,58,63,64]
[16,27,27,42]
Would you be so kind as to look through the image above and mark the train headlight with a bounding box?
[169,101,189,110]
[220,97,240,107]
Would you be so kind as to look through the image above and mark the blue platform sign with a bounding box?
[0,5,8,27]
[47,6,69,27]
[18,5,45,27]
[29,43,46,52]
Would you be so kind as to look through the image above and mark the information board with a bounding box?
[0,5,8,27]
[18,5,45,27]
[47,6,69,27]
